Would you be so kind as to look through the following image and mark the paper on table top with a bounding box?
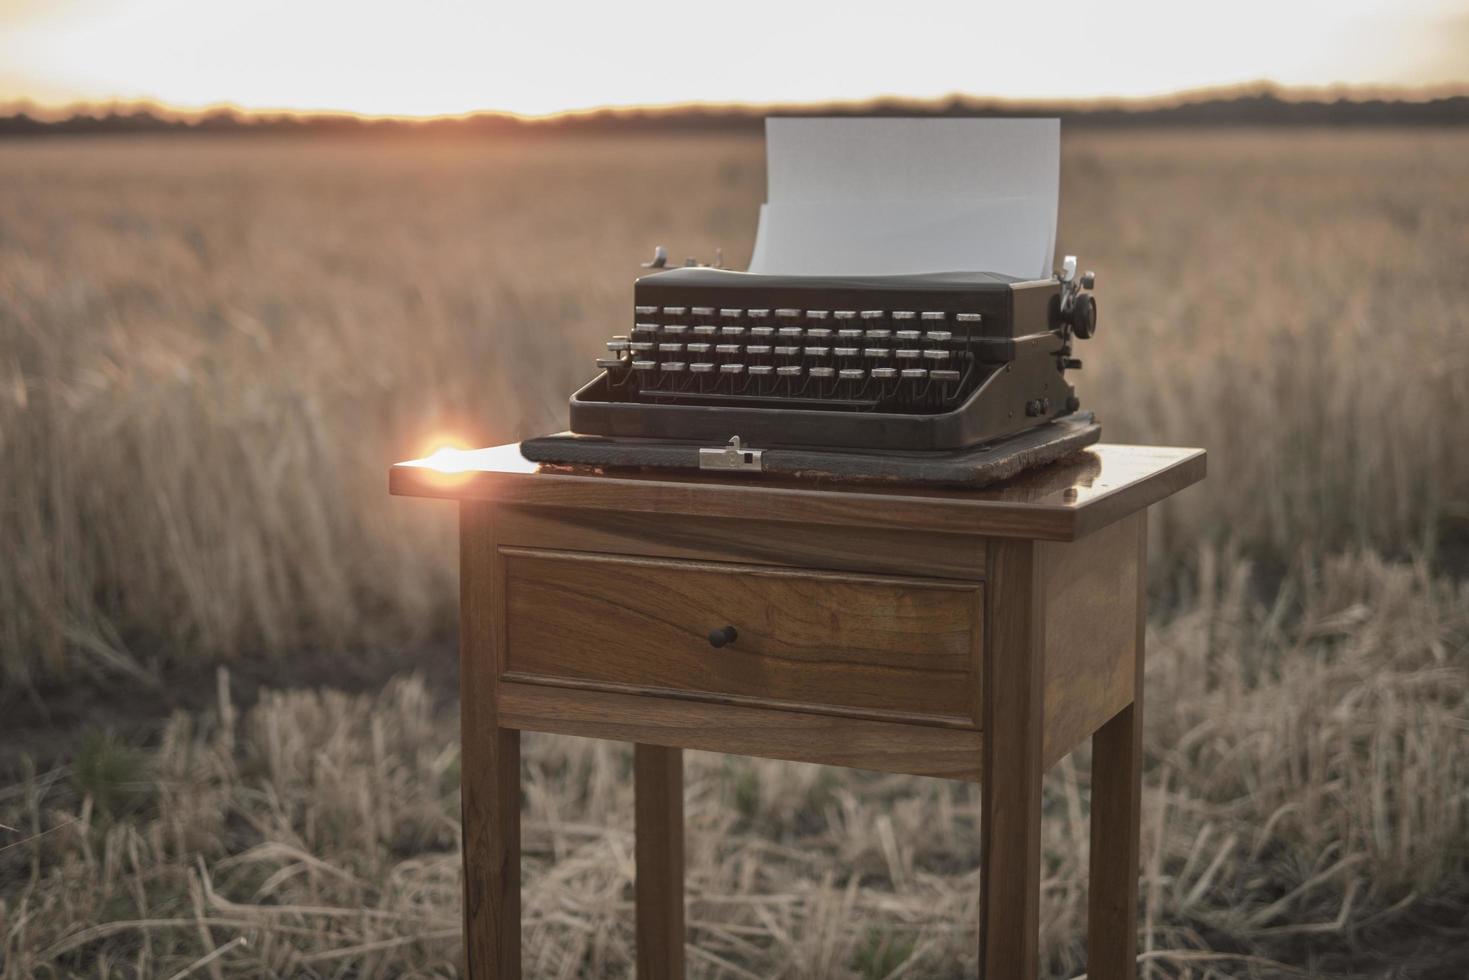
[747,118,1059,280]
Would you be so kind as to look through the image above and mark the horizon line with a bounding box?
[4,79,1468,125]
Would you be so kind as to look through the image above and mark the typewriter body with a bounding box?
[571,260,1098,455]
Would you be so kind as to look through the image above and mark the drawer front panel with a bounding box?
[500,548,983,727]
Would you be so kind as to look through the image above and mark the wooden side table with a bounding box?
[390,443,1205,979]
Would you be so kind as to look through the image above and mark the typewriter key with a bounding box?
[921,311,948,321]
[775,308,802,318]
[634,305,659,315]
[838,369,865,380]
[892,311,916,320]
[715,344,741,355]
[777,326,804,337]
[773,346,800,356]
[864,329,891,340]
[860,310,884,320]
[661,323,687,335]
[838,328,864,339]
[871,367,898,380]
[804,346,832,357]
[630,341,654,352]
[806,327,832,339]
[720,363,745,374]
[833,347,859,357]
[863,348,890,358]
[807,310,830,319]
[747,365,774,376]
[925,330,953,342]
[923,349,950,362]
[832,310,857,320]
[955,313,983,323]
[631,360,657,371]
[634,322,659,334]
[719,308,743,318]
[720,325,746,336]
[746,308,770,318]
[746,345,772,355]
[690,362,715,373]
[691,306,715,316]
[662,306,687,316]
[605,337,629,351]
[686,342,711,354]
[692,324,717,336]
[931,369,961,382]
[895,349,921,360]
[749,326,775,337]
[663,361,687,372]
[809,366,835,378]
[595,357,625,371]
[658,343,684,353]
[776,365,803,376]
[895,329,921,341]
[901,368,928,379]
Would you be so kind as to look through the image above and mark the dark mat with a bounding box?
[521,412,1101,488]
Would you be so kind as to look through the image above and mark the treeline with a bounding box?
[3,90,1468,138]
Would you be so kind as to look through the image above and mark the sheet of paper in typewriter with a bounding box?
[747,117,1059,281]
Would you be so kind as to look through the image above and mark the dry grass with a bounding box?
[2,550,1465,978]
[1,130,1468,679]
[1,129,1468,976]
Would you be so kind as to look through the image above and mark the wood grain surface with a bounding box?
[459,501,521,979]
[494,505,988,580]
[635,744,686,980]
[391,443,1206,541]
[499,548,984,726]
[980,536,1045,978]
[497,682,985,781]
[1040,513,1143,769]
[1087,516,1148,980]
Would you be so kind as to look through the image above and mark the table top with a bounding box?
[390,442,1205,541]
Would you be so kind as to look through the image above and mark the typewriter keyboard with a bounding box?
[597,307,987,413]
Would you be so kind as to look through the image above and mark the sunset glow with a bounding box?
[2,0,1466,118]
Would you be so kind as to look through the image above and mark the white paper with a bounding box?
[748,118,1059,280]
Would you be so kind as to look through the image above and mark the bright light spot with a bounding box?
[421,445,476,474]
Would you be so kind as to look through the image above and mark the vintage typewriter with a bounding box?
[523,119,1102,485]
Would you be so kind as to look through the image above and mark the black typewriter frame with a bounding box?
[569,343,1076,452]
[568,266,1088,453]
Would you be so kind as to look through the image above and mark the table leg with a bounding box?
[1088,517,1147,980]
[461,500,522,978]
[461,727,522,979]
[635,744,686,979]
[1088,703,1141,979]
[980,538,1045,979]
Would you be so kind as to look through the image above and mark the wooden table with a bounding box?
[390,442,1205,979]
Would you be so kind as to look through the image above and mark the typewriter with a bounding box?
[561,257,1096,457]
[523,119,1101,483]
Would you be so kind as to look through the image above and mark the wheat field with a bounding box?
[1,129,1467,977]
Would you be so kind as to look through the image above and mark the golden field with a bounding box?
[1,129,1467,977]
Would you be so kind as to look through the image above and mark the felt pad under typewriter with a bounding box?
[522,412,1099,488]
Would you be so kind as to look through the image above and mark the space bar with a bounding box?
[639,389,880,409]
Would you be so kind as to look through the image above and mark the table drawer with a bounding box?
[499,548,983,727]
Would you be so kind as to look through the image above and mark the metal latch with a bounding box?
[698,436,764,473]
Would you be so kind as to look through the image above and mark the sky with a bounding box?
[1,0,1466,118]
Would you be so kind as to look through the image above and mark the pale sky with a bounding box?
[2,0,1466,117]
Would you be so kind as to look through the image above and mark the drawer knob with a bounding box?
[707,625,738,648]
